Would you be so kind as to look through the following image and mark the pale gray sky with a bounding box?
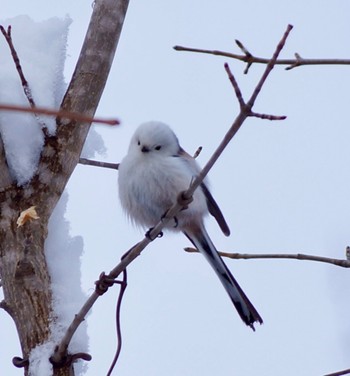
[1,1,350,375]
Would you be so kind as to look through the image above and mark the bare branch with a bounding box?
[235,39,252,57]
[193,146,202,159]
[247,25,293,108]
[51,238,151,365]
[251,111,287,121]
[0,25,49,134]
[182,25,291,203]
[224,63,245,107]
[106,269,127,376]
[174,41,350,73]
[324,368,350,376]
[235,39,254,73]
[78,147,202,170]
[79,158,119,170]
[0,103,119,126]
[0,26,32,102]
[184,248,350,268]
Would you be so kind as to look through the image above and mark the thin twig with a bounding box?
[106,269,127,376]
[0,103,119,126]
[174,45,350,73]
[0,26,35,106]
[224,64,245,107]
[79,158,119,170]
[78,147,203,170]
[51,239,153,364]
[1,26,119,128]
[193,146,202,159]
[0,25,49,134]
[184,248,350,268]
[247,25,293,108]
[182,25,291,202]
[251,111,287,121]
[324,368,350,376]
[52,24,293,363]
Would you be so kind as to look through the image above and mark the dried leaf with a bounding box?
[17,206,40,227]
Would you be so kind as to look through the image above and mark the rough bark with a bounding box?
[0,0,129,375]
[0,136,12,187]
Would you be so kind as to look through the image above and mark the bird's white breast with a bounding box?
[118,152,208,230]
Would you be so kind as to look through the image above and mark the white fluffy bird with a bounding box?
[118,121,263,330]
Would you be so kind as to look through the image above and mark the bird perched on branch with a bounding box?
[118,121,263,330]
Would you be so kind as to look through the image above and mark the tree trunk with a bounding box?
[0,0,129,374]
[0,191,51,364]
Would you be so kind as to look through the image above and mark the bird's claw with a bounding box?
[177,191,193,209]
[161,212,178,228]
[145,227,163,240]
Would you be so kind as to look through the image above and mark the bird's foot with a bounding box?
[177,191,193,209]
[161,211,179,228]
[145,227,163,240]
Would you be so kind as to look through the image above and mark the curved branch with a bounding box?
[51,238,151,364]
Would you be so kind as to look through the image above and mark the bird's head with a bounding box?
[129,121,180,157]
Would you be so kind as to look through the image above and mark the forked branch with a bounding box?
[181,25,291,202]
[174,39,350,73]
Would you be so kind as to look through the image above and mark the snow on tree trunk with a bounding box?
[0,0,129,375]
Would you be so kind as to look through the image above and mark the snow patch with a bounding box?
[0,15,71,185]
[29,191,89,376]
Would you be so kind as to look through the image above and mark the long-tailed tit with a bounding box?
[118,121,263,330]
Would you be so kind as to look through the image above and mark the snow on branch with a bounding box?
[52,23,292,368]
[0,25,49,135]
[0,23,119,136]
[174,39,350,74]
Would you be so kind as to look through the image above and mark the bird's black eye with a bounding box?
[155,145,162,151]
[137,140,140,146]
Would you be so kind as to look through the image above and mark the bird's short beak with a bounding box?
[141,146,150,153]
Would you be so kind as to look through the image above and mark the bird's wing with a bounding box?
[200,182,230,236]
[179,147,230,236]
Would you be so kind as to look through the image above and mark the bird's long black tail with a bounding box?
[184,226,263,330]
